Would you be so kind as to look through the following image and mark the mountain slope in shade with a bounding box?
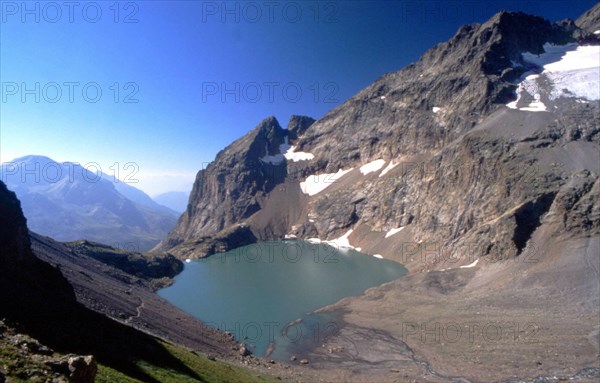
[154,7,600,383]
[0,180,281,383]
[153,191,190,213]
[1,155,177,251]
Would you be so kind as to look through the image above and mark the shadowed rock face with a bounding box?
[0,182,34,266]
[0,180,75,320]
[156,115,315,254]
[0,181,234,382]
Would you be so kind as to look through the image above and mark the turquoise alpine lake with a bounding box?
[158,240,407,360]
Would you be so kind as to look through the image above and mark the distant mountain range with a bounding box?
[0,155,178,252]
[153,191,189,213]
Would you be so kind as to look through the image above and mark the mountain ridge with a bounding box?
[152,6,599,381]
[157,8,599,259]
[1,155,178,251]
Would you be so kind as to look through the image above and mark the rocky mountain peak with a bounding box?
[480,11,573,74]
[156,115,315,252]
[293,9,590,172]
[159,5,599,263]
[213,115,283,167]
[287,115,316,140]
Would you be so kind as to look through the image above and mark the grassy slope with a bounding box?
[96,341,278,383]
[1,320,278,383]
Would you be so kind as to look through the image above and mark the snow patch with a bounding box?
[373,254,383,259]
[308,229,357,251]
[432,107,442,113]
[300,168,354,196]
[284,234,297,239]
[259,143,285,164]
[359,159,385,175]
[520,95,547,112]
[460,259,479,269]
[261,136,314,164]
[594,30,600,35]
[379,161,399,177]
[283,138,314,162]
[508,43,600,111]
[185,259,192,263]
[323,229,355,249]
[384,227,404,238]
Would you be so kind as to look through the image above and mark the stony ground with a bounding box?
[298,231,600,383]
[0,320,96,383]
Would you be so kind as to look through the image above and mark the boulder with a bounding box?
[67,355,97,383]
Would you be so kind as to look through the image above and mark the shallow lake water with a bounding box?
[158,240,407,359]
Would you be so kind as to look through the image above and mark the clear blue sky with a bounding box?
[1,0,597,195]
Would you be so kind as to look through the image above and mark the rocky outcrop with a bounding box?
[0,181,77,329]
[156,115,315,256]
[0,320,97,383]
[576,2,600,35]
[166,223,257,259]
[0,182,98,382]
[65,240,183,285]
[66,355,97,383]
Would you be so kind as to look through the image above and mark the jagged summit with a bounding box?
[157,3,600,283]
[156,115,316,252]
[294,9,597,171]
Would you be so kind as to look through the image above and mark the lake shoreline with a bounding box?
[158,240,407,360]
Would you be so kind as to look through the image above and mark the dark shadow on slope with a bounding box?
[0,181,204,383]
[0,259,206,383]
[512,192,556,255]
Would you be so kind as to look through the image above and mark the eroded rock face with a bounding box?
[159,8,599,269]
[156,115,314,255]
[576,2,600,36]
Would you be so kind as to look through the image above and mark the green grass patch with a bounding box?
[96,341,279,383]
